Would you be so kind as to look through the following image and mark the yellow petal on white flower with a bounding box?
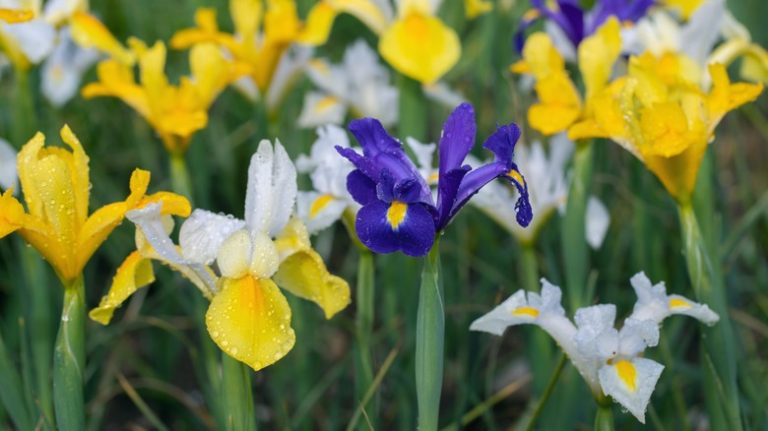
[216,229,253,279]
[0,8,34,23]
[249,232,279,279]
[71,12,134,65]
[379,10,460,84]
[206,276,295,371]
[89,251,155,324]
[273,247,350,319]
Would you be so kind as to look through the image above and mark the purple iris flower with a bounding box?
[336,103,532,257]
[514,0,653,52]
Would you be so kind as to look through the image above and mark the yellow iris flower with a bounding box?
[569,52,763,202]
[511,18,622,136]
[170,0,337,95]
[0,125,189,284]
[73,14,244,154]
[330,0,461,84]
[90,140,350,371]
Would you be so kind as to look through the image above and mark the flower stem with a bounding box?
[524,353,566,431]
[593,402,615,431]
[398,74,428,141]
[561,142,593,311]
[12,67,35,144]
[519,244,552,394]
[221,353,256,431]
[53,276,86,431]
[354,250,376,420]
[170,152,194,202]
[677,203,743,431]
[416,239,444,431]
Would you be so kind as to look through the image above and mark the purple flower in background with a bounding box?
[336,103,532,257]
[514,0,653,52]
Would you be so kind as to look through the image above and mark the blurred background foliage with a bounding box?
[0,0,766,429]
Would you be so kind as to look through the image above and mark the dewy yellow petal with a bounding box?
[0,190,24,238]
[71,12,134,65]
[206,276,296,372]
[89,251,155,324]
[379,10,460,84]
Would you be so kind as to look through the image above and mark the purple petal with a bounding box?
[452,162,509,221]
[435,166,470,231]
[337,146,378,180]
[483,123,521,163]
[347,169,377,205]
[503,164,533,227]
[394,179,424,203]
[438,103,476,176]
[355,200,436,257]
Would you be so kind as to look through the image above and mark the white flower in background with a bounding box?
[0,137,18,193]
[296,125,358,234]
[41,26,98,106]
[470,134,610,247]
[0,0,98,106]
[471,272,719,423]
[298,40,398,128]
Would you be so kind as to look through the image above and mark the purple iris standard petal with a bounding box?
[452,162,509,219]
[435,166,470,230]
[484,123,521,163]
[438,103,476,175]
[356,200,436,257]
[347,169,378,205]
[337,146,378,180]
[587,0,653,34]
[347,118,433,205]
[529,0,585,48]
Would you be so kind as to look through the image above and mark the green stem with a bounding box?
[416,239,444,431]
[519,244,552,394]
[593,402,614,431]
[561,142,593,312]
[12,67,35,144]
[170,153,193,202]
[53,276,86,431]
[398,74,428,141]
[354,250,376,421]
[525,353,566,431]
[0,330,32,431]
[677,203,743,431]
[221,353,256,431]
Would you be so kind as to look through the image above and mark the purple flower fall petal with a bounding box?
[337,103,533,256]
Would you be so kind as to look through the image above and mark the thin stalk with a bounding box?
[53,276,86,431]
[593,402,614,431]
[170,152,194,201]
[221,353,256,431]
[416,239,444,431]
[524,353,566,431]
[12,67,35,144]
[0,330,32,430]
[354,250,376,422]
[561,142,593,311]
[677,203,743,430]
[398,74,428,141]
[519,244,552,394]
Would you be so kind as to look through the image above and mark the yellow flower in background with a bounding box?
[79,31,244,154]
[464,0,492,19]
[170,0,336,95]
[570,52,763,202]
[0,8,33,23]
[511,17,622,136]
[0,125,189,283]
[660,0,704,20]
[90,140,350,371]
[330,0,461,84]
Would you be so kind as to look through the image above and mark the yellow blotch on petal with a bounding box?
[512,306,540,318]
[0,8,33,23]
[379,11,460,84]
[206,276,296,372]
[309,194,335,219]
[669,298,691,309]
[386,201,408,229]
[507,169,526,187]
[614,359,638,392]
[89,251,155,324]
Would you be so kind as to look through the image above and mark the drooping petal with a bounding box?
[41,28,99,107]
[296,191,348,234]
[598,358,664,424]
[89,251,155,324]
[71,12,134,64]
[179,209,246,265]
[273,246,351,319]
[379,10,460,84]
[206,276,296,371]
[297,91,347,128]
[244,139,298,237]
[0,190,24,238]
[585,196,609,249]
[346,169,378,205]
[2,19,56,64]
[355,200,435,256]
[628,271,719,325]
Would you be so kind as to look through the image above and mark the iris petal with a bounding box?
[356,200,435,256]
